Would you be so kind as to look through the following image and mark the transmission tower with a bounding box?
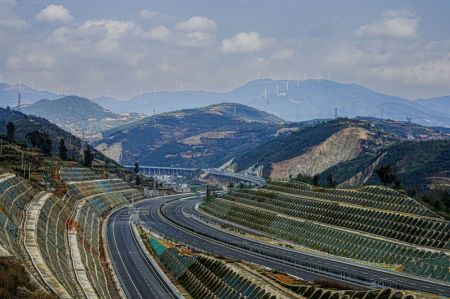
[406,117,413,140]
[17,93,22,112]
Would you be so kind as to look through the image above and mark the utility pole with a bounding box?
[21,152,24,176]
[28,163,31,181]
[334,108,338,119]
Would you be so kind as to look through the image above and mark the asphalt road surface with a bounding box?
[106,200,180,299]
[107,195,450,297]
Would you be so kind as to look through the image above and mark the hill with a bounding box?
[0,83,59,108]
[0,107,112,163]
[229,118,450,191]
[23,96,145,141]
[415,96,450,117]
[94,103,291,167]
[326,139,450,192]
[96,79,450,127]
[228,118,397,177]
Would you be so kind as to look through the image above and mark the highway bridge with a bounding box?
[125,165,266,186]
[106,195,450,298]
[203,169,266,186]
[125,165,199,177]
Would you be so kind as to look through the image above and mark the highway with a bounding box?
[107,195,450,298]
[106,201,180,299]
[139,196,450,297]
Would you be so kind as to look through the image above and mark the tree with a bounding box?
[376,165,399,186]
[59,139,68,160]
[25,130,52,155]
[326,171,335,187]
[133,162,140,174]
[135,175,141,186]
[312,174,320,186]
[6,122,15,143]
[83,145,94,167]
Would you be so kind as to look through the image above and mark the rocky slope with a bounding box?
[228,118,450,191]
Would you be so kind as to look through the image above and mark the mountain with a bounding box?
[0,82,60,108]
[228,118,450,191]
[96,79,450,127]
[23,96,145,141]
[327,139,450,192]
[95,90,224,115]
[94,103,291,167]
[415,96,450,117]
[0,107,112,162]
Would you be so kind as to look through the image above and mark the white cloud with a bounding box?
[139,9,161,19]
[176,16,217,32]
[370,59,450,85]
[0,18,26,29]
[220,31,275,54]
[143,25,171,41]
[354,10,418,39]
[0,0,16,5]
[0,0,26,29]
[175,31,215,48]
[48,19,138,54]
[270,48,294,60]
[36,4,73,23]
[6,53,55,70]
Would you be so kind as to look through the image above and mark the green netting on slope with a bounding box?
[227,187,450,249]
[149,238,167,257]
[203,198,450,282]
[267,181,436,217]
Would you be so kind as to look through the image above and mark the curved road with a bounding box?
[106,201,180,299]
[108,195,450,297]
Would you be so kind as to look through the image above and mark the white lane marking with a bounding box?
[110,212,144,299]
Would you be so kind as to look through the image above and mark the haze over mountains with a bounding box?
[22,96,145,141]
[93,79,450,127]
[2,79,450,128]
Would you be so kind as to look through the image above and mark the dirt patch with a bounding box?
[270,127,370,179]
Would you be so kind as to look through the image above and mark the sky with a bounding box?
[1,0,450,100]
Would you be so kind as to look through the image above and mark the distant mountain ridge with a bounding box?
[0,83,60,108]
[415,96,450,115]
[24,96,116,122]
[23,96,145,141]
[96,79,450,127]
[2,79,450,127]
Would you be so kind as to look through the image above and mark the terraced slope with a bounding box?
[0,170,37,258]
[148,238,420,299]
[202,181,450,283]
[60,167,144,298]
[0,165,145,298]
